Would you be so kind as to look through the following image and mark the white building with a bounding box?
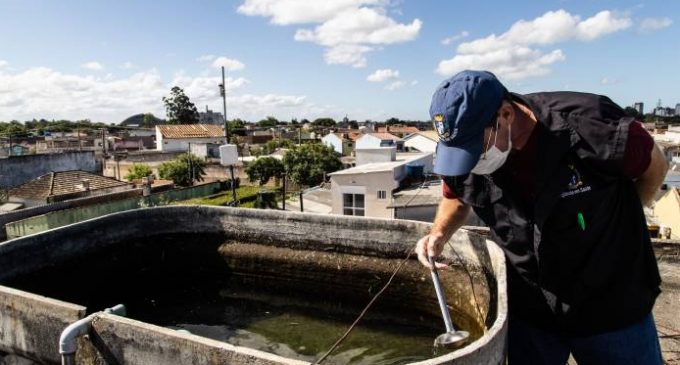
[156,124,226,152]
[355,132,403,150]
[322,133,355,156]
[328,149,433,219]
[403,131,438,153]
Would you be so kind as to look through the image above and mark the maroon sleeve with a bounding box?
[442,178,459,199]
[622,121,654,179]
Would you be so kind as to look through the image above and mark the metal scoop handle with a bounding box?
[429,256,455,333]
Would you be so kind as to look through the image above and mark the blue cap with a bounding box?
[430,70,507,176]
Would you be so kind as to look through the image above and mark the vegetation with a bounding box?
[0,119,117,137]
[245,157,285,186]
[158,153,206,186]
[283,143,343,186]
[124,163,153,181]
[262,139,295,155]
[256,116,279,127]
[311,117,336,127]
[162,86,199,124]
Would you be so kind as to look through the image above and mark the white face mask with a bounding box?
[471,120,511,175]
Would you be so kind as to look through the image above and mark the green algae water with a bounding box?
[5,235,483,364]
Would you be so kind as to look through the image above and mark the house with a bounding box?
[653,187,680,239]
[355,132,404,151]
[321,133,360,156]
[156,124,226,152]
[376,125,420,137]
[8,170,133,207]
[403,131,438,153]
[328,148,433,219]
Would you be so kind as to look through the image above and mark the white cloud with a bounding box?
[211,57,245,71]
[197,54,216,62]
[436,9,631,80]
[121,62,135,69]
[367,68,399,82]
[639,17,672,32]
[385,81,404,91]
[0,66,310,123]
[441,31,469,45]
[81,61,104,71]
[240,0,421,67]
[600,77,621,85]
[237,0,384,25]
[0,60,7,68]
[410,80,418,86]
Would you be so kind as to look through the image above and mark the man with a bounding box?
[416,70,667,364]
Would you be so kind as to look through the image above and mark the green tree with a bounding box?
[124,163,153,181]
[283,143,343,186]
[256,116,279,127]
[228,118,247,130]
[162,86,199,124]
[158,153,206,186]
[312,117,336,127]
[142,113,157,128]
[262,139,294,155]
[245,157,285,186]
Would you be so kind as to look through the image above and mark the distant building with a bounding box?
[155,124,226,152]
[675,103,680,117]
[328,149,433,219]
[198,106,224,125]
[8,170,133,207]
[321,132,361,156]
[403,131,438,153]
[355,132,403,151]
[634,102,644,115]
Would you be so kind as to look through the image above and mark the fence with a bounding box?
[5,182,223,239]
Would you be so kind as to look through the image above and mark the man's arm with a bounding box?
[416,197,470,268]
[635,143,668,207]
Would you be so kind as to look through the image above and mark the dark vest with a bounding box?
[456,92,661,335]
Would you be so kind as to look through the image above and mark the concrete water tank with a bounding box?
[0,206,507,365]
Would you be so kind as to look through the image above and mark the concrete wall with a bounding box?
[0,151,97,188]
[0,189,143,241]
[5,182,223,239]
[355,147,396,165]
[0,206,507,365]
[404,134,437,153]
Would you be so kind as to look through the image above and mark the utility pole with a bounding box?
[282,173,286,210]
[220,66,237,204]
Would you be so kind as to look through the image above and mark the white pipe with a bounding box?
[59,304,126,365]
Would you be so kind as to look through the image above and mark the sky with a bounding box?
[0,0,677,124]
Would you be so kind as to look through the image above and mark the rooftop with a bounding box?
[329,152,431,175]
[157,124,225,139]
[364,132,402,141]
[387,181,442,208]
[9,170,130,199]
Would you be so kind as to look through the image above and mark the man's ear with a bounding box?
[499,101,515,125]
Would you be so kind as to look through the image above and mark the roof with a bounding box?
[406,130,439,142]
[364,132,402,141]
[329,152,431,176]
[388,181,442,208]
[157,124,225,139]
[9,170,130,199]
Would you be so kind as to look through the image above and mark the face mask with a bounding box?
[471,120,511,175]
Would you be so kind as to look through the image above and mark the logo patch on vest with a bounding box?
[560,164,591,198]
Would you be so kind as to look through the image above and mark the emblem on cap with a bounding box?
[433,113,452,141]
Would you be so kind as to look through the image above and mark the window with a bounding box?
[343,193,365,216]
[377,190,387,200]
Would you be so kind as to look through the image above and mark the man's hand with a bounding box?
[416,232,449,270]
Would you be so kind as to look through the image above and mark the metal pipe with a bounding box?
[59,304,126,365]
[429,256,455,332]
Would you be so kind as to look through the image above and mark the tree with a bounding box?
[142,113,157,128]
[124,163,153,181]
[245,157,284,186]
[312,117,336,127]
[162,86,199,124]
[228,118,247,130]
[262,139,294,155]
[283,143,343,186]
[256,116,279,127]
[158,153,206,187]
[623,107,643,120]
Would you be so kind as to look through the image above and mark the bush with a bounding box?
[124,163,153,181]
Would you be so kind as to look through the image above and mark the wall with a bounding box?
[159,138,227,152]
[5,182,223,239]
[0,151,97,188]
[330,170,398,218]
[354,147,396,165]
[321,134,342,154]
[654,188,680,239]
[0,189,142,241]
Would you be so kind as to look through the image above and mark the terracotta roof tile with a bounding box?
[157,124,225,139]
[9,170,130,199]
